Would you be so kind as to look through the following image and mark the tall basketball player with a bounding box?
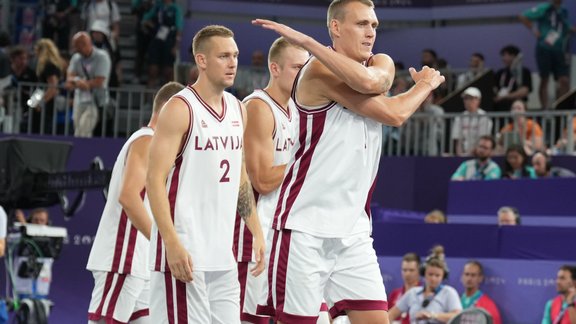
[146,25,265,324]
[87,81,184,324]
[252,0,445,323]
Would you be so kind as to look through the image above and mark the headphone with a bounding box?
[419,256,449,280]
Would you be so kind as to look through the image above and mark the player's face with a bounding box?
[461,264,483,290]
[335,2,378,62]
[424,266,444,289]
[276,47,308,95]
[203,36,239,89]
[401,261,420,285]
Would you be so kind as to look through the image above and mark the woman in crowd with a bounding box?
[502,144,537,179]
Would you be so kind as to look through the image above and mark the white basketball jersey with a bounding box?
[87,127,154,279]
[150,86,244,272]
[233,90,297,262]
[272,57,382,238]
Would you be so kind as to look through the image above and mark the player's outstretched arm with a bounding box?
[119,136,153,240]
[316,65,444,126]
[146,97,194,283]
[252,19,393,95]
[239,103,266,277]
[244,98,287,195]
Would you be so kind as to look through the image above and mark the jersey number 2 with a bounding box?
[220,160,230,183]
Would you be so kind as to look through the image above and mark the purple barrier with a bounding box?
[447,178,576,216]
[379,256,563,324]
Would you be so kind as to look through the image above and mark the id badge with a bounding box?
[155,26,169,40]
[544,30,559,46]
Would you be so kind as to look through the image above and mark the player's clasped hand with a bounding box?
[409,66,445,90]
[166,242,194,283]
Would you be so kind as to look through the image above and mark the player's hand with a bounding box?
[250,234,266,277]
[409,66,445,91]
[252,19,309,48]
[166,241,194,282]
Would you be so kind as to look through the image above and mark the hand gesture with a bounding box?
[409,66,445,91]
[251,235,266,277]
[252,19,309,49]
[166,241,194,282]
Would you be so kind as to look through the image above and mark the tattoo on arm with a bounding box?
[237,180,255,221]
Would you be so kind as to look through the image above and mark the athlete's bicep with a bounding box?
[244,99,276,186]
[120,136,151,199]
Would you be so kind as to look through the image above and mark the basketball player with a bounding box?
[233,37,327,324]
[252,0,445,322]
[86,81,185,324]
[146,25,265,323]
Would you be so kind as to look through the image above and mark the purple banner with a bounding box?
[208,0,529,7]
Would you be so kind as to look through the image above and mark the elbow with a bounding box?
[252,181,274,196]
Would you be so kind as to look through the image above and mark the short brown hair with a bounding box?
[327,0,374,28]
[153,82,185,113]
[402,252,421,265]
[268,37,306,66]
[192,25,234,59]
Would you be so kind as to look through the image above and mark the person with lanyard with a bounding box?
[388,253,422,324]
[542,265,576,324]
[451,135,501,181]
[460,260,502,324]
[492,45,532,112]
[388,256,461,323]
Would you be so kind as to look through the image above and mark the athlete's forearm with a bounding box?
[301,37,391,95]
[119,193,152,240]
[238,177,264,240]
[251,164,286,195]
[146,176,180,247]
[376,81,434,126]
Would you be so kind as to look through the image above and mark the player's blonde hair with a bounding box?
[192,25,234,59]
[327,0,374,38]
[153,82,185,113]
[268,37,306,66]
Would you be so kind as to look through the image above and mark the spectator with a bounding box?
[520,0,575,110]
[27,39,66,135]
[421,48,438,69]
[425,210,447,224]
[131,0,154,84]
[65,32,111,138]
[502,144,537,179]
[451,135,501,181]
[9,46,37,112]
[553,116,576,154]
[403,92,444,156]
[15,208,50,225]
[388,254,461,323]
[0,31,10,78]
[41,0,76,53]
[81,0,121,49]
[497,206,521,226]
[142,0,183,88]
[451,87,493,156]
[460,260,502,324]
[498,99,544,155]
[493,45,532,112]
[389,253,422,324]
[90,20,121,87]
[541,265,576,324]
[456,52,486,89]
[532,150,576,178]
[235,49,269,99]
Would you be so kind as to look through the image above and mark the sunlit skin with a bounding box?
[331,1,379,63]
[461,263,483,296]
[195,36,239,91]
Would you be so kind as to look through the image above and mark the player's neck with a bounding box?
[264,84,290,111]
[192,80,225,112]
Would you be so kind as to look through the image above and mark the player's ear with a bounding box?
[269,61,280,77]
[329,19,340,38]
[195,53,207,69]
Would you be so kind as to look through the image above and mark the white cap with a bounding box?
[461,87,481,99]
[90,20,110,39]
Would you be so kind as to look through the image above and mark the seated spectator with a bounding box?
[425,210,447,224]
[502,144,537,179]
[456,52,486,90]
[15,208,51,225]
[532,150,576,178]
[451,135,501,181]
[493,45,532,112]
[541,265,576,324]
[389,253,422,324]
[497,206,520,226]
[498,100,544,155]
[460,260,502,324]
[388,251,461,323]
[451,87,493,156]
[554,116,576,155]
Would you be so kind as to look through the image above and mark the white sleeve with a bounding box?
[112,2,121,23]
[444,286,463,311]
[0,206,7,238]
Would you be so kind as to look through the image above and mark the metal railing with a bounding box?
[1,82,157,138]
